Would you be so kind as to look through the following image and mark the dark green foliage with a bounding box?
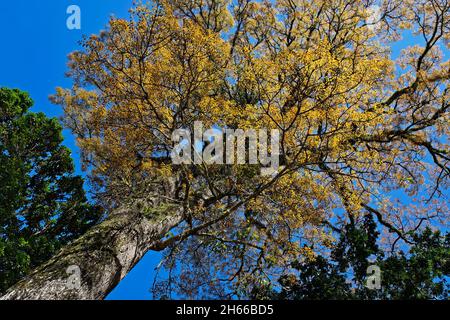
[277,256,353,300]
[253,215,449,300]
[332,214,380,283]
[0,88,102,294]
[377,229,450,299]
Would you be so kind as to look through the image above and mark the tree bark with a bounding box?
[0,201,184,300]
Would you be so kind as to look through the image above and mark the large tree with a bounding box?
[0,88,102,295]
[3,0,450,299]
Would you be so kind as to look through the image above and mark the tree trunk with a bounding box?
[0,201,184,300]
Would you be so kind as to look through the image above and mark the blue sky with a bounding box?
[0,0,159,300]
[0,1,448,300]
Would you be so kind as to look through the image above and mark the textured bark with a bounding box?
[0,201,183,300]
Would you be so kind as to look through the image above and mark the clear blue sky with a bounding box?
[0,0,160,300]
[0,1,447,300]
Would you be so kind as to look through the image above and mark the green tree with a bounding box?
[0,88,102,294]
[271,219,449,300]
